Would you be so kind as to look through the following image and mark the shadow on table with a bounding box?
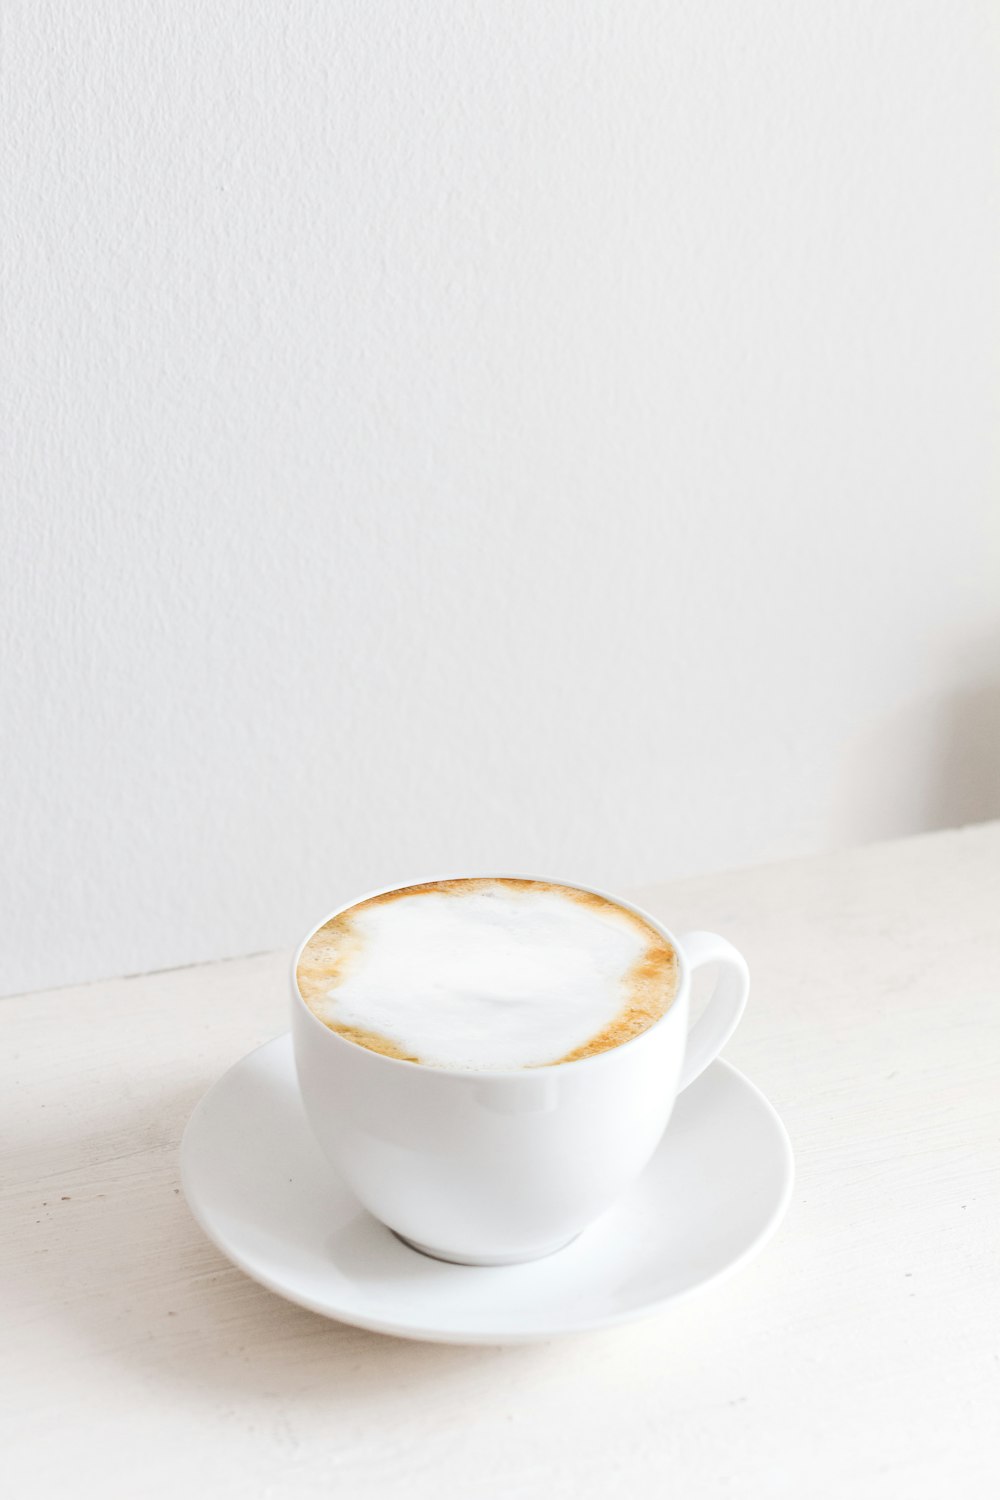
[17,1080,561,1403]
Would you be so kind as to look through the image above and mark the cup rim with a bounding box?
[290,874,690,1079]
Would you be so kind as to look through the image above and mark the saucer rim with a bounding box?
[180,1035,795,1344]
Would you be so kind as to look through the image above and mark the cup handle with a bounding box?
[675,931,749,1091]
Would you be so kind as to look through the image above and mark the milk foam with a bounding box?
[302,882,665,1070]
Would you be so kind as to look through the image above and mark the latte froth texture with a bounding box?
[296,878,679,1070]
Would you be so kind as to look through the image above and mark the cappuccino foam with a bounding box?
[296,878,678,1070]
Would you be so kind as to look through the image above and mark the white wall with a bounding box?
[2,2,997,997]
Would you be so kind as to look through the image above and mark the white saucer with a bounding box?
[180,1034,793,1344]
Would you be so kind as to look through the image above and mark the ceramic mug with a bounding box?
[291,876,749,1265]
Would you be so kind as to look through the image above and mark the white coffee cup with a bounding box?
[291,876,749,1265]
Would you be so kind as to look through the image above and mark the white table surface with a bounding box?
[4,824,999,1498]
